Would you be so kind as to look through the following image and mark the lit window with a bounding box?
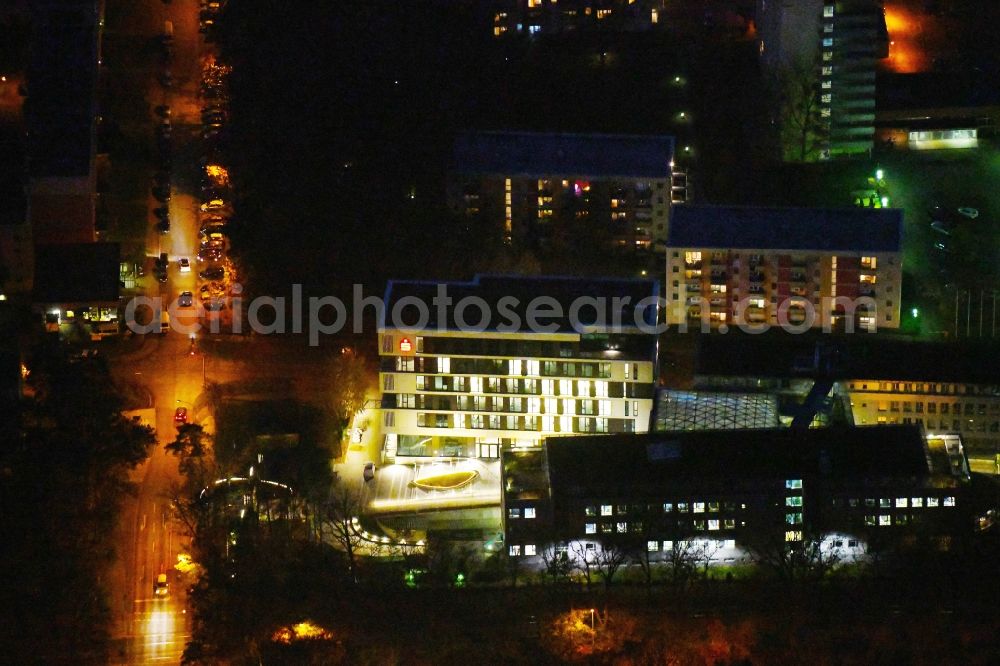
[508,508,520,519]
[911,497,923,508]
[693,502,705,513]
[585,523,596,534]
[943,496,956,507]
[677,503,689,513]
[663,502,673,512]
[786,513,802,525]
[879,515,891,526]
[822,66,833,75]
[821,93,832,103]
[785,479,803,489]
[786,496,803,507]
[525,544,536,556]
[823,51,832,61]
[585,506,596,516]
[822,38,833,46]
[879,498,891,508]
[601,505,612,516]
[685,251,702,264]
[927,497,939,507]
[823,5,834,18]
[647,540,659,552]
[617,522,628,533]
[895,498,907,508]
[708,520,720,531]
[524,507,536,519]
[785,531,802,542]
[509,545,521,556]
[861,256,877,269]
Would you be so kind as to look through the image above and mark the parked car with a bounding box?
[156,219,171,234]
[930,221,951,236]
[199,266,225,280]
[957,207,979,219]
[179,257,191,272]
[153,205,169,219]
[363,462,376,482]
[174,407,188,425]
[152,185,171,202]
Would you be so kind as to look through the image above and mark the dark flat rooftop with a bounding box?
[694,332,1000,386]
[25,1,98,178]
[383,273,659,334]
[32,242,120,304]
[878,72,1000,113]
[668,204,903,253]
[451,131,674,179]
[545,425,936,499]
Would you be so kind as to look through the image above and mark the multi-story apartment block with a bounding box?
[378,274,659,462]
[502,426,974,565]
[491,0,668,38]
[448,131,684,255]
[665,205,903,331]
[757,0,888,159]
[25,0,102,245]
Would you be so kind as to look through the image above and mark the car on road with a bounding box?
[174,407,188,426]
[198,248,223,263]
[154,573,169,597]
[363,462,376,482]
[958,207,979,219]
[199,266,225,280]
[152,185,171,202]
[178,291,194,307]
[153,205,169,219]
[179,257,191,272]
[154,105,171,118]
[930,221,951,236]
[156,219,171,234]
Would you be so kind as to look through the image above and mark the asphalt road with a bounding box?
[104,0,207,662]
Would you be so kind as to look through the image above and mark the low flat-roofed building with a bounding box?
[693,334,1000,458]
[875,73,1000,151]
[502,425,973,565]
[32,242,120,333]
[666,204,903,331]
[378,273,660,462]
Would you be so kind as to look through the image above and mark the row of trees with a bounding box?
[0,344,156,664]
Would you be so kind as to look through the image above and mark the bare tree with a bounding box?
[540,544,574,585]
[693,539,723,580]
[568,542,595,589]
[329,349,373,436]
[770,59,827,162]
[317,485,365,583]
[746,533,842,581]
[593,538,630,589]
[662,539,700,588]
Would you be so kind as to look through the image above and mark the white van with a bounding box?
[160,311,170,334]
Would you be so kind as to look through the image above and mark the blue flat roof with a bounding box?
[452,131,674,179]
[668,204,903,253]
[382,273,660,334]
